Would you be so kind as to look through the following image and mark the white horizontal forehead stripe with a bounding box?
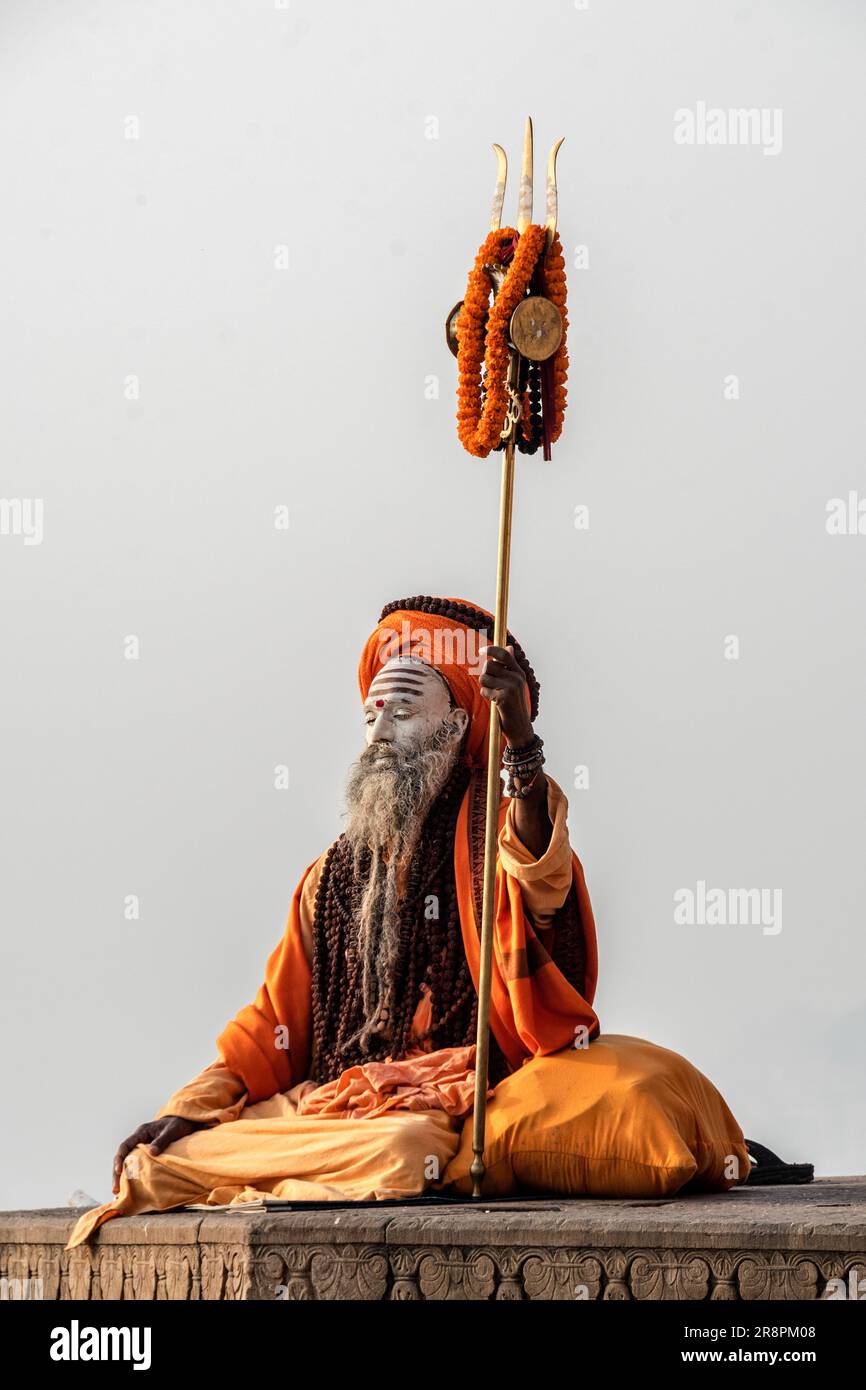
[361,686,422,700]
[371,664,436,686]
[366,681,424,694]
[369,675,426,692]
[378,656,435,672]
[369,676,424,687]
[371,669,426,682]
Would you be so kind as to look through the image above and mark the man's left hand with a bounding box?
[479,644,534,746]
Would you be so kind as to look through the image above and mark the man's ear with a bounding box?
[451,707,469,738]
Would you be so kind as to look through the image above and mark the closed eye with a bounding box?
[364,705,415,723]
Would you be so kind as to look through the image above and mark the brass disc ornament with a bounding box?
[445,300,463,358]
[509,294,562,362]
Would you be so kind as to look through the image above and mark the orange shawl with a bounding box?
[216,777,599,1100]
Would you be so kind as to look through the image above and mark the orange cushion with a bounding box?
[441,1034,750,1198]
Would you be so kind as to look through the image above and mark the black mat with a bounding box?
[257,1192,564,1212]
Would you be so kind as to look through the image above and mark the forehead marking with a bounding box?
[370,679,425,692]
[371,669,427,685]
[369,679,424,691]
[365,686,423,702]
[372,664,430,681]
[366,658,455,709]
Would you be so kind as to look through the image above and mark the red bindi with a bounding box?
[375,699,385,708]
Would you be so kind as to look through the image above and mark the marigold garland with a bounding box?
[455,224,567,459]
[456,224,545,458]
[541,230,568,446]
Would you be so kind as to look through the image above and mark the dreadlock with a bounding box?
[311,756,504,1084]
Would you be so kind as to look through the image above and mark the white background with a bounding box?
[1,0,864,1207]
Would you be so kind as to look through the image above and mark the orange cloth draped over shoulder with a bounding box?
[216,599,599,1101]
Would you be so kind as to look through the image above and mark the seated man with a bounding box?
[68,595,601,1248]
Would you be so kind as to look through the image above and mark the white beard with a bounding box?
[340,717,464,1053]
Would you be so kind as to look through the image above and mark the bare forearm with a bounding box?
[511,770,552,858]
[478,641,552,857]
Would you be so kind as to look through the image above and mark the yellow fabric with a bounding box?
[155,1060,248,1127]
[441,1034,751,1198]
[67,1086,461,1249]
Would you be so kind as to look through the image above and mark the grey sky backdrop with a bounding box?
[1,0,864,1208]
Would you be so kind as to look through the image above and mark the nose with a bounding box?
[367,708,393,743]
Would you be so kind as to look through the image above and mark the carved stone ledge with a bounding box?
[2,1179,864,1301]
[382,1244,866,1301]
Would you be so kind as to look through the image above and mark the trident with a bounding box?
[446,117,566,1197]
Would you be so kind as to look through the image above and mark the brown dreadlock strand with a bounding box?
[310,756,511,1086]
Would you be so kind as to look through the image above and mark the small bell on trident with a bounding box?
[445,117,570,1197]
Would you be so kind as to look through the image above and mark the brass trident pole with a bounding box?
[449,117,564,1196]
[470,115,544,1198]
[469,349,519,1197]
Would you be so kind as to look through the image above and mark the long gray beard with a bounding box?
[341,718,463,1054]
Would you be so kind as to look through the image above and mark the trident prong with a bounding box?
[545,137,564,249]
[516,116,533,232]
[446,121,564,358]
[489,144,507,231]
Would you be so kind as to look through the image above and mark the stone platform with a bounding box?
[2,1177,865,1300]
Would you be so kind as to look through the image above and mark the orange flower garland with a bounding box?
[541,230,568,446]
[456,224,548,458]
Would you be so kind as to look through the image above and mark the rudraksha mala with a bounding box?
[310,757,509,1087]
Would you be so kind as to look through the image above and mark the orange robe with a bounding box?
[66,775,598,1248]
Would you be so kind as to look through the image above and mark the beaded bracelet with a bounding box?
[502,733,544,765]
[504,764,545,799]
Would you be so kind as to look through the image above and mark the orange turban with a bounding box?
[357,596,536,769]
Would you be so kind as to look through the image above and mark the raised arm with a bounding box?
[479,642,553,858]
